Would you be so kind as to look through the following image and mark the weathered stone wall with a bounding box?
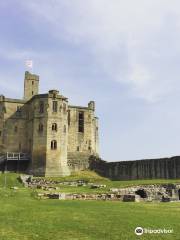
[27,95,48,176]
[0,71,99,176]
[45,90,70,177]
[26,91,70,176]
[67,102,99,171]
[0,98,28,153]
[67,152,91,171]
[90,156,180,180]
[24,71,39,101]
[68,104,99,155]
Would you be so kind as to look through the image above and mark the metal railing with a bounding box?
[6,152,29,161]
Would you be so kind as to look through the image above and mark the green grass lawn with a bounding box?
[0,172,180,240]
[0,173,22,188]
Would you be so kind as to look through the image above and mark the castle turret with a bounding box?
[24,71,39,100]
[88,101,95,111]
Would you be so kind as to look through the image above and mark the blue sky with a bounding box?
[1,1,180,161]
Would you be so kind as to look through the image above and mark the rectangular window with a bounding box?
[0,131,2,137]
[78,111,84,133]
[17,106,21,112]
[53,101,58,112]
[68,110,71,126]
[16,106,22,117]
[14,126,18,133]
[39,101,44,113]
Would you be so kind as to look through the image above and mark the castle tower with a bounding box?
[45,90,70,176]
[30,90,70,177]
[24,71,39,100]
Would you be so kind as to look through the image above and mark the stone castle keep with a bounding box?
[0,71,99,176]
[1,71,180,180]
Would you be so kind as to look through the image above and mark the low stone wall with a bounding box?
[37,192,137,201]
[90,156,180,180]
[36,184,180,202]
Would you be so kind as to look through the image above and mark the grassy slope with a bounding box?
[0,172,180,240]
[0,173,22,188]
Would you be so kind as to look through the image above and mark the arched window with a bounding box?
[52,101,58,112]
[51,140,57,150]
[16,106,22,117]
[52,123,57,131]
[3,106,6,113]
[39,101,44,113]
[14,126,18,133]
[39,123,43,132]
[63,103,66,113]
[68,110,71,126]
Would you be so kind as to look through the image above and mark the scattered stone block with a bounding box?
[161,196,171,202]
[47,193,60,199]
[123,195,135,202]
[10,186,19,190]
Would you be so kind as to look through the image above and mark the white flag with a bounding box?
[25,60,33,68]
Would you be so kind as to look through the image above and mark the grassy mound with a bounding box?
[0,173,23,188]
[34,170,180,185]
[1,171,180,190]
[33,170,180,194]
[37,170,109,183]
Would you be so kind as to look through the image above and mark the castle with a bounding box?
[0,71,99,176]
[1,71,180,180]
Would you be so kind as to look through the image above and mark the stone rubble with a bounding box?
[20,175,106,189]
[110,184,180,202]
[20,175,180,202]
[10,186,19,190]
[90,184,106,189]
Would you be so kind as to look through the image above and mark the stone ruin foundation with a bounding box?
[19,175,180,202]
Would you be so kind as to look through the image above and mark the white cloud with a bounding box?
[19,0,180,102]
[0,48,36,61]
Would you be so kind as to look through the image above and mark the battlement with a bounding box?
[25,71,39,81]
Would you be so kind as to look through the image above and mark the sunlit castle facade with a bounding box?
[0,71,99,176]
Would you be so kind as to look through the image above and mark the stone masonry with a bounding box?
[89,156,180,180]
[0,71,99,176]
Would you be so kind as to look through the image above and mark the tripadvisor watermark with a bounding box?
[135,227,173,236]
